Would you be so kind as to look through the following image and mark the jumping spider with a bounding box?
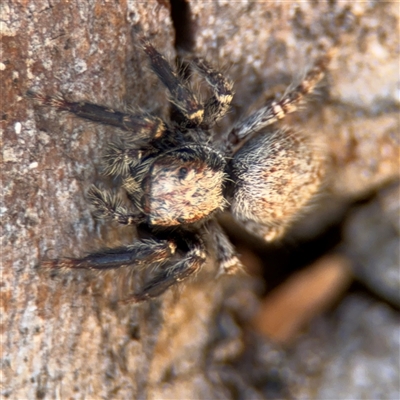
[30,38,331,303]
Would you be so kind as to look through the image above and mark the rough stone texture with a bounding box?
[2,1,399,399]
[343,182,400,307]
[287,295,400,400]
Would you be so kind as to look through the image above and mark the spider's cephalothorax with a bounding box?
[30,38,332,303]
[138,145,228,226]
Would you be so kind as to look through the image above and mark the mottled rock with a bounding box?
[2,1,399,398]
[288,295,400,399]
[343,183,400,306]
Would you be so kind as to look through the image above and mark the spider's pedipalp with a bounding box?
[228,51,333,152]
[190,57,234,129]
[141,40,204,127]
[101,139,145,177]
[87,185,144,225]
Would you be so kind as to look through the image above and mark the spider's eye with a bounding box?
[178,167,188,180]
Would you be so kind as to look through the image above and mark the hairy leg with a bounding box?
[228,50,333,153]
[87,185,144,225]
[101,140,143,177]
[120,234,207,303]
[42,238,177,271]
[44,225,207,303]
[141,40,204,127]
[208,221,243,275]
[190,57,234,129]
[27,91,167,141]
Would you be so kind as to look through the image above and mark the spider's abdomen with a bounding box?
[230,129,325,236]
[142,146,227,226]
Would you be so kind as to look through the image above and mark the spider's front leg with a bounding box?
[141,40,234,130]
[42,233,206,303]
[121,233,207,303]
[141,40,204,127]
[42,238,177,272]
[27,91,167,142]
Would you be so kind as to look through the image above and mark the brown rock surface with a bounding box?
[343,182,400,307]
[2,1,399,398]
[287,294,400,399]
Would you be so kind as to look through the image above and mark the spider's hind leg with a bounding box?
[228,50,333,152]
[208,221,243,276]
